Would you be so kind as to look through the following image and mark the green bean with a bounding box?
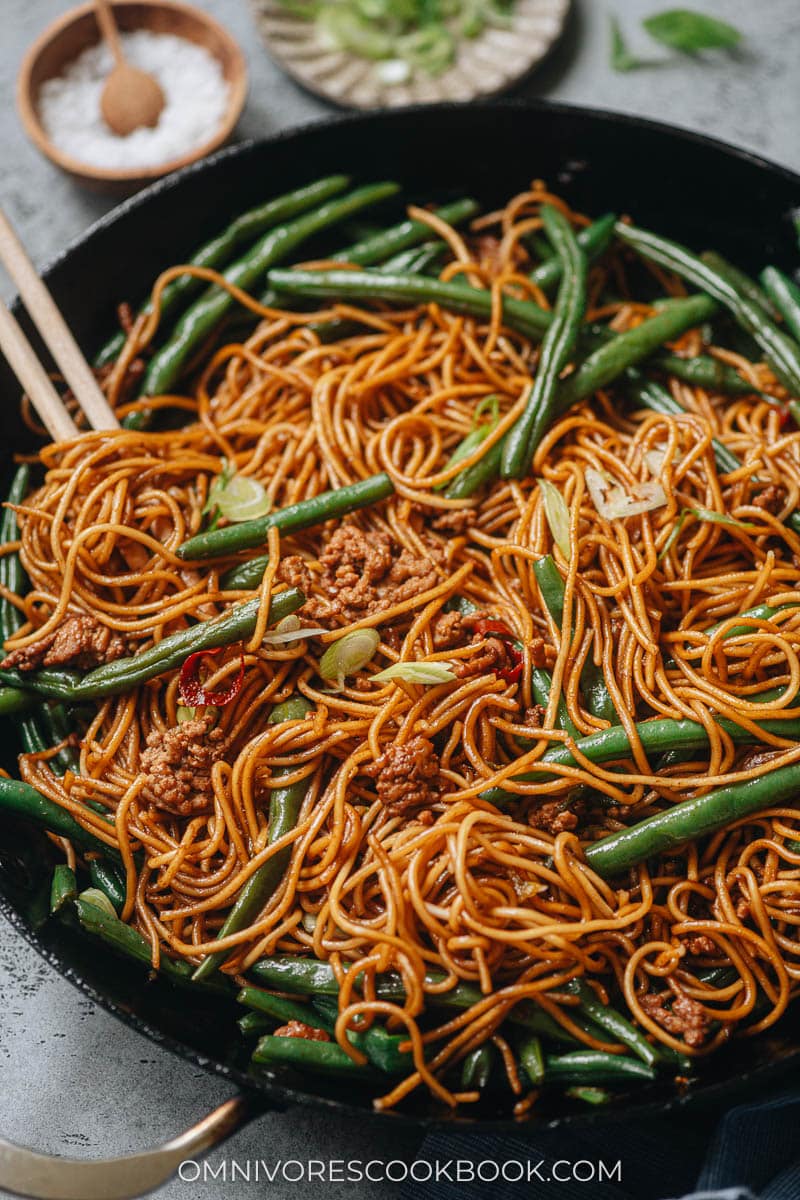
[0,463,30,644]
[0,687,36,715]
[700,251,778,319]
[481,707,800,807]
[41,702,81,777]
[379,242,447,275]
[142,182,400,396]
[461,1044,495,1089]
[94,176,352,368]
[585,759,800,878]
[532,554,565,628]
[529,667,579,742]
[650,351,758,396]
[444,438,504,500]
[88,859,126,913]
[616,223,800,396]
[761,266,800,344]
[301,241,449,346]
[565,979,657,1067]
[267,267,552,341]
[0,667,80,700]
[69,589,304,701]
[555,295,718,412]
[0,775,117,857]
[435,399,499,491]
[335,198,478,266]
[3,592,304,702]
[310,996,411,1074]
[249,956,598,1045]
[238,1011,272,1038]
[0,463,31,700]
[696,965,738,988]
[252,1034,377,1080]
[73,896,226,991]
[192,696,315,981]
[517,1034,545,1086]
[529,214,616,293]
[221,555,272,592]
[50,864,77,915]
[502,205,587,478]
[238,986,327,1029]
[543,1051,656,1084]
[179,474,394,561]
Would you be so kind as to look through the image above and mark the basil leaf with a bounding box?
[643,9,742,54]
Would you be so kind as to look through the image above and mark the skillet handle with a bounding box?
[0,1093,259,1200]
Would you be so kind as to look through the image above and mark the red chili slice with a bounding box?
[497,643,524,684]
[469,618,524,683]
[179,649,245,707]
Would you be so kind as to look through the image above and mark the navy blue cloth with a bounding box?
[401,1087,800,1200]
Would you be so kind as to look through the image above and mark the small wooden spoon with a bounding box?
[94,0,165,136]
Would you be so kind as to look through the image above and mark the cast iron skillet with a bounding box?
[1,100,799,1198]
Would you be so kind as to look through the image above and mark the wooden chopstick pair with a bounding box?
[0,207,119,440]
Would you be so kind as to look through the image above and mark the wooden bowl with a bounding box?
[17,0,248,194]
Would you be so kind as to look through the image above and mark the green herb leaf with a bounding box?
[371,661,456,685]
[610,15,645,71]
[538,479,571,559]
[643,9,742,54]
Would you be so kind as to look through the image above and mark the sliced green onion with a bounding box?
[207,465,272,523]
[78,887,118,919]
[538,479,571,559]
[657,510,688,562]
[319,629,380,687]
[659,504,758,564]
[176,705,196,723]
[264,614,327,646]
[435,395,501,491]
[689,507,758,532]
[371,661,456,685]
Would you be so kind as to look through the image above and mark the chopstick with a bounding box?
[0,207,119,433]
[0,300,79,442]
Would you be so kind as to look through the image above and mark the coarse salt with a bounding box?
[38,30,231,171]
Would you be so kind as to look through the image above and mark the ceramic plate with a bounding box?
[249,0,570,108]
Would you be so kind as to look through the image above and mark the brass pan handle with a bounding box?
[0,1094,253,1200]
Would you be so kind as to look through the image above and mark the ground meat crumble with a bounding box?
[273,1021,330,1042]
[365,735,439,817]
[751,484,785,514]
[139,714,226,817]
[640,989,711,1048]
[528,799,579,836]
[1,613,126,672]
[432,611,554,675]
[279,525,443,626]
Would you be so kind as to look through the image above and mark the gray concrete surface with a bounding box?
[0,1,798,1198]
